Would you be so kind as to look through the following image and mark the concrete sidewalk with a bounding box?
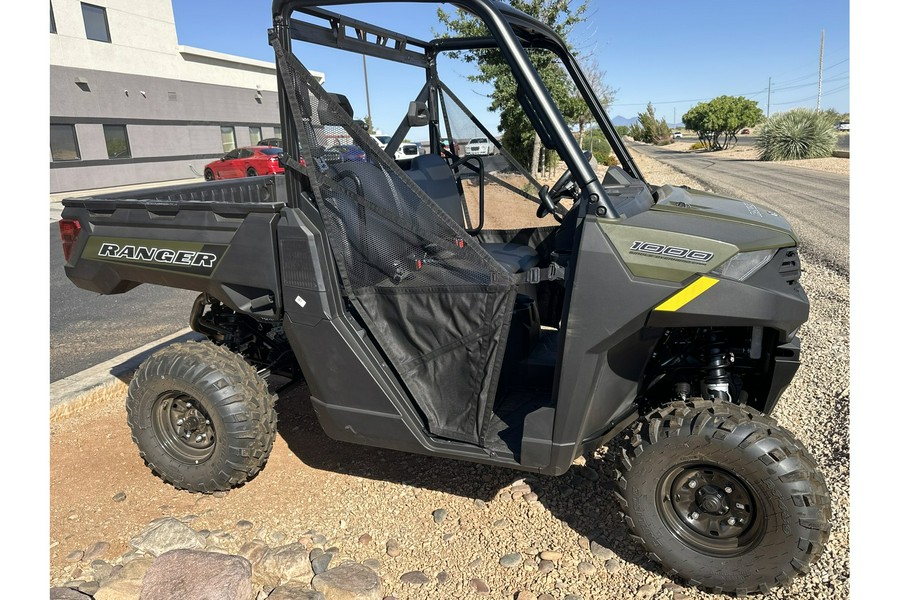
[49,328,204,411]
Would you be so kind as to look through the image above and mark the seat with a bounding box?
[407,154,539,274]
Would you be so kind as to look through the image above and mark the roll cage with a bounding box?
[271,0,645,219]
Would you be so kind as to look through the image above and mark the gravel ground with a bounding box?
[49,149,850,599]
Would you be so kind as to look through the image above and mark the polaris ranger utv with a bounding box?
[58,0,831,593]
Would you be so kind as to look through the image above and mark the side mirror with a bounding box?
[406,101,429,127]
[354,119,369,131]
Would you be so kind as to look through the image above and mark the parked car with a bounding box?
[258,138,283,147]
[672,131,683,139]
[204,146,284,181]
[740,128,751,135]
[837,121,850,131]
[371,134,419,161]
[465,137,495,156]
[323,144,367,164]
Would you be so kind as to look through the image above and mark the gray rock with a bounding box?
[309,547,323,560]
[236,520,254,530]
[492,518,510,529]
[311,551,333,575]
[579,466,600,481]
[538,559,554,574]
[129,517,206,556]
[469,578,490,594]
[237,539,270,566]
[93,557,153,600]
[77,581,101,596]
[604,558,621,574]
[362,558,381,571]
[258,543,312,583]
[386,538,401,557]
[357,533,372,544]
[112,492,126,502]
[436,571,449,584]
[432,508,448,523]
[84,541,110,561]
[577,561,596,575]
[267,584,325,600]
[499,553,522,568]
[311,561,382,600]
[139,549,252,600]
[65,550,84,563]
[399,570,430,584]
[515,592,537,600]
[474,499,487,509]
[589,541,615,560]
[564,595,584,600]
[468,557,483,569]
[50,588,92,600]
[636,583,655,598]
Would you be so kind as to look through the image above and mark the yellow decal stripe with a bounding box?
[655,276,719,312]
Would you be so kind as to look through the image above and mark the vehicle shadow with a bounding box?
[273,379,667,582]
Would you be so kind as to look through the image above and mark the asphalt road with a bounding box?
[49,222,199,382]
[628,142,849,276]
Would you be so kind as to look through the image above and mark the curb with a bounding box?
[50,328,204,411]
[832,150,850,159]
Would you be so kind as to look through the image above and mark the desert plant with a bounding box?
[756,108,838,161]
[602,153,619,167]
[689,142,705,150]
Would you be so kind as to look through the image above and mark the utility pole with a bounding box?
[673,107,676,128]
[767,77,772,118]
[362,55,373,131]
[816,30,824,112]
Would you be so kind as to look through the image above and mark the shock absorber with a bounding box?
[702,329,733,401]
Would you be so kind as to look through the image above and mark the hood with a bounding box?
[653,185,797,242]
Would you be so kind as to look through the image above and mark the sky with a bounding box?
[170,0,850,135]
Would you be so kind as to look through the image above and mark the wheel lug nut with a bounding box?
[195,435,203,442]
[206,420,210,425]
[688,480,698,489]
[186,403,192,408]
[176,419,184,426]
[724,486,733,493]
[727,517,736,526]
[690,512,699,520]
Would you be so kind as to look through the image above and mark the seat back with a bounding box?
[407,154,466,227]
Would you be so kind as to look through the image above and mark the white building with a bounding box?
[49,0,323,193]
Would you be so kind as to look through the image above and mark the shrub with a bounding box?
[756,108,837,161]
[602,154,619,167]
[689,142,705,150]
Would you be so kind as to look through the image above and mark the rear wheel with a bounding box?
[204,169,215,181]
[126,341,277,493]
[615,399,831,594]
[247,167,258,177]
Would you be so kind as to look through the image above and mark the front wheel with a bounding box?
[247,167,258,177]
[126,341,277,493]
[616,399,831,595]
[204,168,215,181]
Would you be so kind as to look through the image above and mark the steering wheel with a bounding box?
[536,150,594,221]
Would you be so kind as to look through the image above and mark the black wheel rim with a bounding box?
[205,171,214,181]
[657,463,765,557]
[151,392,216,464]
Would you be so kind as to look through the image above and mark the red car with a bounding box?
[204,146,284,180]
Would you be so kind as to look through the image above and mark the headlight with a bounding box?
[709,249,777,281]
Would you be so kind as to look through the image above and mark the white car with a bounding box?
[672,131,683,139]
[837,121,850,131]
[465,137,495,156]
[372,135,420,160]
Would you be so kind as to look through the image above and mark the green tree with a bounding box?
[628,102,671,145]
[682,96,763,150]
[436,0,588,174]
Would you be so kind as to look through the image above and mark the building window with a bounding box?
[82,3,111,42]
[274,126,282,139]
[50,2,56,33]
[103,125,131,159]
[221,126,236,152]
[51,124,81,161]
[249,126,262,146]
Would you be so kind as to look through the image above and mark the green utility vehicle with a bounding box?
[58,0,831,593]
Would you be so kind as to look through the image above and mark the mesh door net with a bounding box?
[274,40,518,445]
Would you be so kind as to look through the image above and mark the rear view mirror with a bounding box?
[406,101,429,127]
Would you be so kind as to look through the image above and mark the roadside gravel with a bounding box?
[49,149,850,599]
